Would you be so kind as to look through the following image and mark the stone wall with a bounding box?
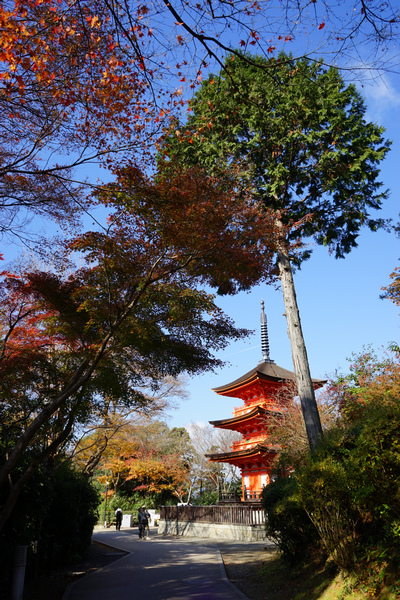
[158,519,266,541]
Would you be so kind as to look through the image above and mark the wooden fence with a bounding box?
[160,504,265,526]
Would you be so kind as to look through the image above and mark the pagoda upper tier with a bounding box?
[214,360,326,392]
[213,360,326,414]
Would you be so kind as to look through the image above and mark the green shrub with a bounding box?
[0,458,99,596]
[297,400,400,588]
[262,477,319,564]
[192,490,219,506]
[40,462,99,567]
[265,351,400,596]
[296,443,360,571]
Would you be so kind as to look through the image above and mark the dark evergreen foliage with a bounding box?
[0,459,98,597]
[262,477,319,564]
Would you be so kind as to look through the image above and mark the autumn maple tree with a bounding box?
[0,163,276,531]
[0,0,167,239]
[383,268,400,309]
[74,419,195,506]
[123,423,194,504]
[71,376,186,478]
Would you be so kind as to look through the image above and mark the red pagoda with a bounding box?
[206,301,326,502]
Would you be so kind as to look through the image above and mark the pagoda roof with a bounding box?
[205,442,279,463]
[212,360,326,396]
[209,405,280,429]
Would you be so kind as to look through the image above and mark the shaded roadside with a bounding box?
[23,541,128,600]
[22,531,371,600]
[22,529,272,600]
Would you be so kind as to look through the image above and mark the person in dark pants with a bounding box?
[137,507,143,538]
[137,506,151,539]
[115,507,123,530]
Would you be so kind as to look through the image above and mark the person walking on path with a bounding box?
[115,508,123,531]
[137,506,151,539]
[137,507,142,539]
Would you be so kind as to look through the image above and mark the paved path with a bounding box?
[63,529,267,600]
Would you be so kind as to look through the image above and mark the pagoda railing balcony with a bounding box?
[242,487,264,503]
[233,401,266,417]
[231,435,267,451]
[218,489,242,504]
[218,488,264,504]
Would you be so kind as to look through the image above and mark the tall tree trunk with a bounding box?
[276,241,323,453]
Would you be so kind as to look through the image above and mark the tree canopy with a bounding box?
[164,53,390,262]
[0,163,276,531]
[1,0,399,242]
[161,52,391,451]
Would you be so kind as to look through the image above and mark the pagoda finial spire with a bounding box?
[260,300,273,363]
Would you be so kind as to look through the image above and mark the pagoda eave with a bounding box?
[209,406,282,429]
[213,361,326,397]
[206,443,279,464]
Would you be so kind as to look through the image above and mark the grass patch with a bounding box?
[255,554,366,600]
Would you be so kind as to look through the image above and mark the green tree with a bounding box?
[163,52,390,451]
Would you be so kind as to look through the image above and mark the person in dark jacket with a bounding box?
[115,507,123,530]
[137,506,151,539]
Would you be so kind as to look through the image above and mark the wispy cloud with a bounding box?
[358,71,400,121]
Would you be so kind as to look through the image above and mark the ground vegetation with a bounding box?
[262,349,400,599]
[0,459,98,598]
